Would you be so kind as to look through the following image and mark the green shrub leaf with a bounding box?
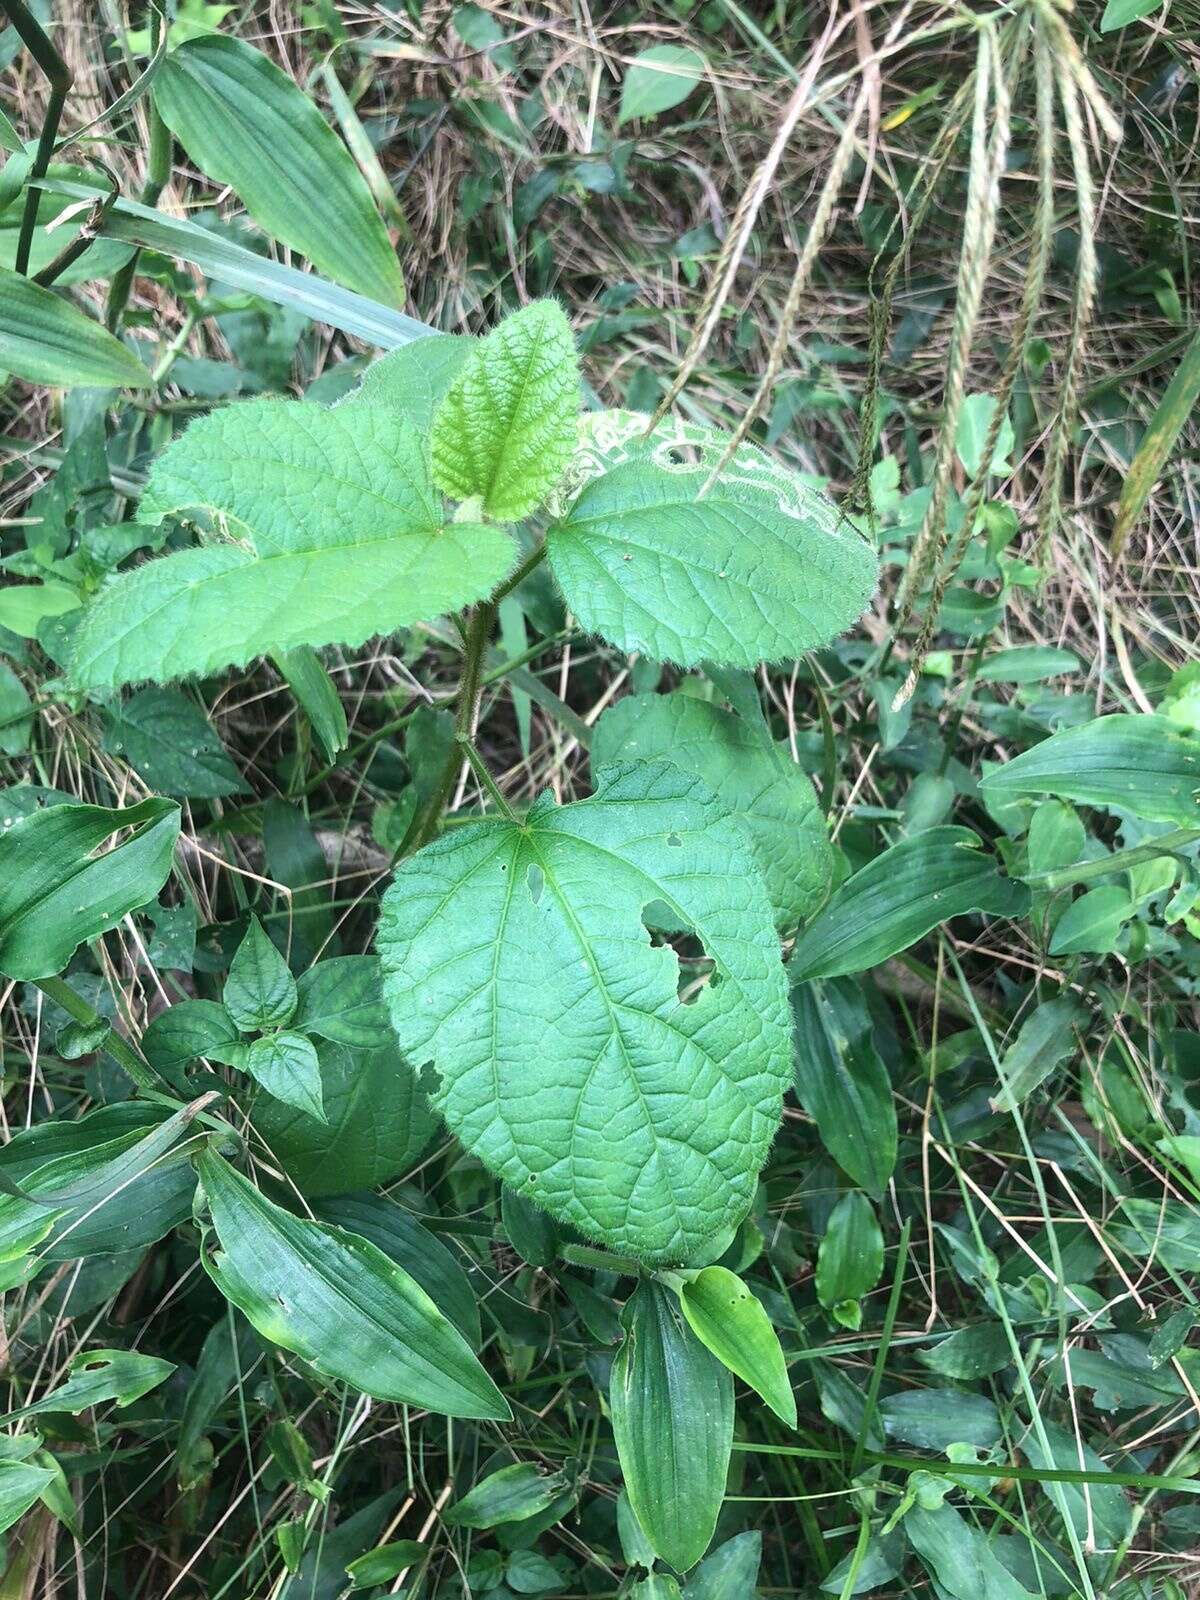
[789,827,1029,982]
[547,460,876,668]
[70,401,516,690]
[244,1030,325,1122]
[224,917,297,1032]
[0,265,150,389]
[103,687,246,798]
[430,300,579,521]
[618,45,706,126]
[980,714,1200,826]
[677,1266,796,1426]
[790,979,897,1196]
[153,34,405,306]
[610,1281,733,1572]
[592,691,831,926]
[346,333,476,433]
[0,798,180,981]
[252,1041,437,1198]
[378,761,791,1263]
[196,1149,510,1419]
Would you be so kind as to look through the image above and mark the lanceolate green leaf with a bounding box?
[14,1349,175,1419]
[677,1266,796,1426]
[153,34,405,306]
[618,45,706,126]
[610,1282,733,1572]
[69,401,515,690]
[815,1192,884,1330]
[195,1150,510,1420]
[979,715,1200,827]
[593,692,830,927]
[546,461,877,669]
[431,300,580,521]
[251,1040,436,1198]
[789,827,1029,982]
[224,917,297,1032]
[0,266,150,389]
[0,1461,56,1537]
[0,798,180,981]
[791,979,896,1196]
[443,1463,569,1530]
[378,762,791,1263]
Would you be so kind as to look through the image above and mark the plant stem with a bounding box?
[1025,826,1200,892]
[105,36,172,332]
[34,974,159,1093]
[6,0,73,277]
[491,541,546,604]
[398,600,495,855]
[559,1243,643,1277]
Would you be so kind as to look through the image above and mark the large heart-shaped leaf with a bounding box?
[377,761,791,1263]
[70,401,515,690]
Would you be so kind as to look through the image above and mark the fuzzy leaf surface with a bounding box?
[70,401,514,690]
[547,460,877,668]
[430,300,579,520]
[593,691,831,926]
[377,762,791,1263]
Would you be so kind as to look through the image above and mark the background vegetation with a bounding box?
[1,1,1199,1596]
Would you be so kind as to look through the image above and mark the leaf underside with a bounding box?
[377,761,791,1264]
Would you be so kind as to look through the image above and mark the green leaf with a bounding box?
[906,1504,1036,1600]
[790,980,897,1196]
[0,797,180,981]
[69,400,515,691]
[546,461,876,669]
[245,1030,325,1122]
[153,34,404,306]
[444,1463,569,1530]
[196,1149,510,1419]
[684,1531,763,1600]
[251,1040,436,1198]
[274,647,348,762]
[592,692,831,927]
[292,956,392,1048]
[316,1193,480,1348]
[103,687,246,798]
[48,177,431,347]
[0,660,32,755]
[677,1266,795,1426]
[618,45,706,126]
[0,580,81,639]
[1112,334,1200,552]
[0,1102,199,1261]
[430,300,580,521]
[502,1185,559,1267]
[0,265,150,388]
[816,1192,884,1331]
[789,827,1029,982]
[0,1461,56,1537]
[14,1349,174,1419]
[224,917,297,1032]
[143,998,240,1073]
[1048,884,1133,956]
[954,393,1013,478]
[1026,800,1086,878]
[991,997,1086,1111]
[979,715,1200,826]
[1101,0,1163,31]
[345,333,476,433]
[346,1542,427,1590]
[378,761,791,1264]
[974,646,1081,683]
[610,1281,733,1572]
[879,1390,1001,1450]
